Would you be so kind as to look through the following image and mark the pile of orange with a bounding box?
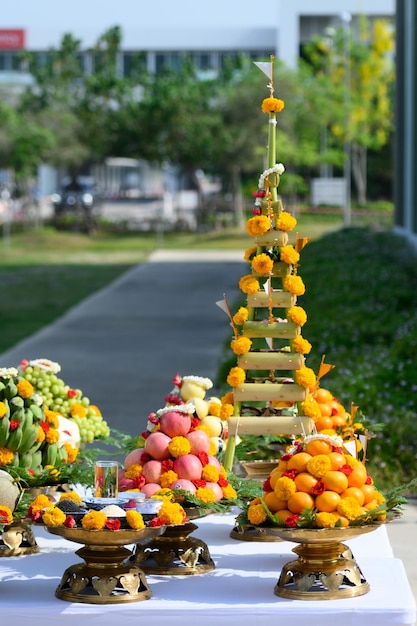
[312,388,350,432]
[247,435,386,528]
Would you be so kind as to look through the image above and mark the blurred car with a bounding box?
[51,176,102,232]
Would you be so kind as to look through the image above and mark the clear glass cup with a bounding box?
[94,460,118,498]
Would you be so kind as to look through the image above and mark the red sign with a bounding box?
[0,29,25,49]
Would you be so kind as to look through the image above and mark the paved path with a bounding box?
[0,249,415,607]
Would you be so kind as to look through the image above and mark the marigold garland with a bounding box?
[246,215,271,237]
[261,97,285,113]
[276,212,297,231]
[283,274,305,296]
[230,336,252,355]
[227,367,246,387]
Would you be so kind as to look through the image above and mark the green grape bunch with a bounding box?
[18,359,110,444]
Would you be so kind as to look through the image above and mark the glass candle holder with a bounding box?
[94,460,119,498]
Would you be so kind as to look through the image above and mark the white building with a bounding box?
[1,0,394,77]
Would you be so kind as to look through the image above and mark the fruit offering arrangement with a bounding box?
[18,358,110,444]
[0,367,80,478]
[243,434,391,529]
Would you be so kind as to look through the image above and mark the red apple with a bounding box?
[174,454,203,481]
[205,481,223,501]
[144,432,171,460]
[185,430,211,455]
[142,460,162,483]
[142,483,161,497]
[124,448,147,469]
[170,479,197,495]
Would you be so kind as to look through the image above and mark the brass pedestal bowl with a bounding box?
[265,524,381,600]
[133,521,215,575]
[0,520,40,557]
[46,525,165,604]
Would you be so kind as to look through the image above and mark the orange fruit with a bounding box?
[340,487,365,506]
[361,483,377,505]
[328,451,346,470]
[315,415,334,431]
[330,400,345,415]
[275,509,292,523]
[322,470,349,493]
[287,491,315,514]
[263,491,287,513]
[331,415,347,428]
[315,491,341,512]
[347,463,367,488]
[333,514,350,527]
[294,472,318,494]
[305,439,332,456]
[287,452,312,473]
[317,402,332,417]
[313,388,333,404]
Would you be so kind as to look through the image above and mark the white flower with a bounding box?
[258,163,285,189]
[56,415,80,448]
[181,375,213,390]
[156,403,196,417]
[0,367,18,378]
[28,358,61,373]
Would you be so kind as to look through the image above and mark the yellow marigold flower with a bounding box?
[239,274,260,295]
[219,466,227,479]
[59,491,83,503]
[261,97,285,113]
[220,403,234,420]
[45,429,60,444]
[284,274,305,296]
[124,464,143,480]
[292,336,312,355]
[0,447,14,465]
[160,470,178,488]
[343,455,359,470]
[196,487,217,503]
[280,244,300,265]
[208,402,221,417]
[374,490,386,505]
[0,402,8,418]
[0,505,13,524]
[17,379,34,399]
[244,245,258,262]
[89,405,102,416]
[221,391,234,405]
[64,443,79,463]
[230,336,252,355]
[44,409,59,428]
[42,506,67,527]
[227,367,246,387]
[251,253,274,275]
[337,496,363,521]
[152,489,173,501]
[222,484,237,499]
[246,215,271,237]
[158,501,186,525]
[301,396,322,421]
[306,454,332,478]
[82,510,107,530]
[71,403,87,418]
[287,305,307,326]
[201,464,220,483]
[30,494,54,513]
[247,501,268,525]
[315,512,338,528]
[233,307,249,326]
[274,476,297,500]
[126,509,145,529]
[168,436,191,458]
[295,366,316,390]
[36,426,46,443]
[276,212,297,231]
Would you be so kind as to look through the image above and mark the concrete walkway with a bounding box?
[0,249,415,606]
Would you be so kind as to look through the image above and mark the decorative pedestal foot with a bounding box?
[275,542,370,600]
[133,522,215,575]
[0,521,40,557]
[56,544,151,604]
[230,523,282,542]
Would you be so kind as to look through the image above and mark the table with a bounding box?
[0,513,415,626]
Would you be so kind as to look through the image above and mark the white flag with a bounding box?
[253,61,273,81]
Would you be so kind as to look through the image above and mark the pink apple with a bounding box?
[170,479,197,495]
[174,454,203,481]
[159,410,191,438]
[205,482,223,501]
[142,460,162,483]
[185,430,210,455]
[144,432,171,460]
[124,448,147,469]
[142,483,162,497]
[208,455,221,471]
[118,476,137,491]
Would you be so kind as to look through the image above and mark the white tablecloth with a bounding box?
[0,513,415,626]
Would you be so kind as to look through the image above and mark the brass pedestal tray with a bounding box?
[0,520,40,557]
[133,521,215,575]
[265,525,381,600]
[230,521,283,542]
[46,525,165,604]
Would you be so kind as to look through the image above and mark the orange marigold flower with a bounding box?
[168,436,191,458]
[45,429,60,444]
[36,426,46,443]
[276,212,297,231]
[0,505,13,524]
[231,336,252,355]
[246,215,271,237]
[160,470,179,488]
[227,367,246,387]
[0,402,7,418]
[201,464,220,483]
[261,97,285,113]
[292,336,312,355]
[239,274,260,295]
[301,396,322,421]
[295,366,316,389]
[274,476,297,500]
[247,501,268,525]
[284,274,305,296]
[0,447,14,465]
[233,307,249,325]
[124,463,143,480]
[70,403,87,418]
[220,403,234,420]
[251,253,274,275]
[244,245,258,262]
[208,402,221,417]
[221,392,234,405]
[337,496,363,521]
[44,409,59,428]
[280,244,300,265]
[222,484,237,499]
[287,306,307,326]
[315,512,338,528]
[81,510,107,530]
[42,506,67,527]
[64,443,79,463]
[306,454,332,478]
[196,487,216,503]
[17,379,34,399]
[126,509,145,529]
